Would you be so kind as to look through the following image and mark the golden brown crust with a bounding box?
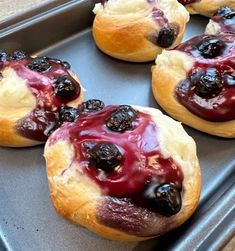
[0,67,84,147]
[92,0,189,62]
[152,50,235,138]
[185,0,235,17]
[45,106,201,241]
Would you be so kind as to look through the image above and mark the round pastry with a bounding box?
[152,33,235,138]
[44,104,201,241]
[0,50,84,147]
[178,0,235,17]
[92,0,189,62]
[205,7,235,35]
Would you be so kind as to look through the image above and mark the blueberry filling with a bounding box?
[43,57,71,69]
[215,7,235,19]
[86,142,122,172]
[106,105,137,132]
[191,68,223,98]
[54,76,78,99]
[177,0,198,6]
[156,27,175,48]
[28,57,51,72]
[61,61,71,69]
[59,106,80,123]
[82,99,105,112]
[196,37,225,58]
[144,182,182,217]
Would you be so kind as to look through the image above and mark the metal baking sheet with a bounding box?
[0,1,234,250]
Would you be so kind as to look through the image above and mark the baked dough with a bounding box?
[44,105,201,241]
[92,0,189,62]
[152,33,235,138]
[178,0,235,17]
[0,51,84,147]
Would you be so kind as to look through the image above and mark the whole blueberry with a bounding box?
[156,27,175,48]
[144,182,182,217]
[59,106,80,123]
[197,37,225,58]
[0,51,8,62]
[11,50,27,60]
[86,142,122,172]
[82,99,105,112]
[215,7,235,19]
[54,76,77,99]
[106,105,137,132]
[191,68,223,98]
[28,57,51,72]
[61,61,71,69]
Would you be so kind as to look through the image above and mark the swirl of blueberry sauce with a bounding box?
[52,105,183,216]
[211,7,235,33]
[0,51,82,142]
[175,34,235,122]
[149,6,179,48]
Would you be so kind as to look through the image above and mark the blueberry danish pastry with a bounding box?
[178,0,235,17]
[92,0,189,62]
[44,104,201,241]
[0,51,84,147]
[152,33,235,137]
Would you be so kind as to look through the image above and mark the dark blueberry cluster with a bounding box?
[54,76,77,99]
[196,36,225,58]
[144,182,182,217]
[59,106,80,123]
[106,105,137,132]
[82,99,105,112]
[215,7,235,19]
[190,68,223,98]
[0,50,28,62]
[156,27,175,48]
[86,142,122,172]
[28,57,52,72]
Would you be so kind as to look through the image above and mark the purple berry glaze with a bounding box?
[178,0,199,6]
[175,34,235,122]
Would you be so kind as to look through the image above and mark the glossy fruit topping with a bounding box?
[54,76,78,99]
[86,142,122,172]
[177,0,198,6]
[191,68,223,98]
[59,106,80,123]
[61,61,71,69]
[106,105,137,132]
[196,37,225,58]
[144,182,182,216]
[28,57,52,72]
[215,7,235,19]
[54,106,183,212]
[157,27,175,48]
[175,34,235,122]
[82,99,105,112]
